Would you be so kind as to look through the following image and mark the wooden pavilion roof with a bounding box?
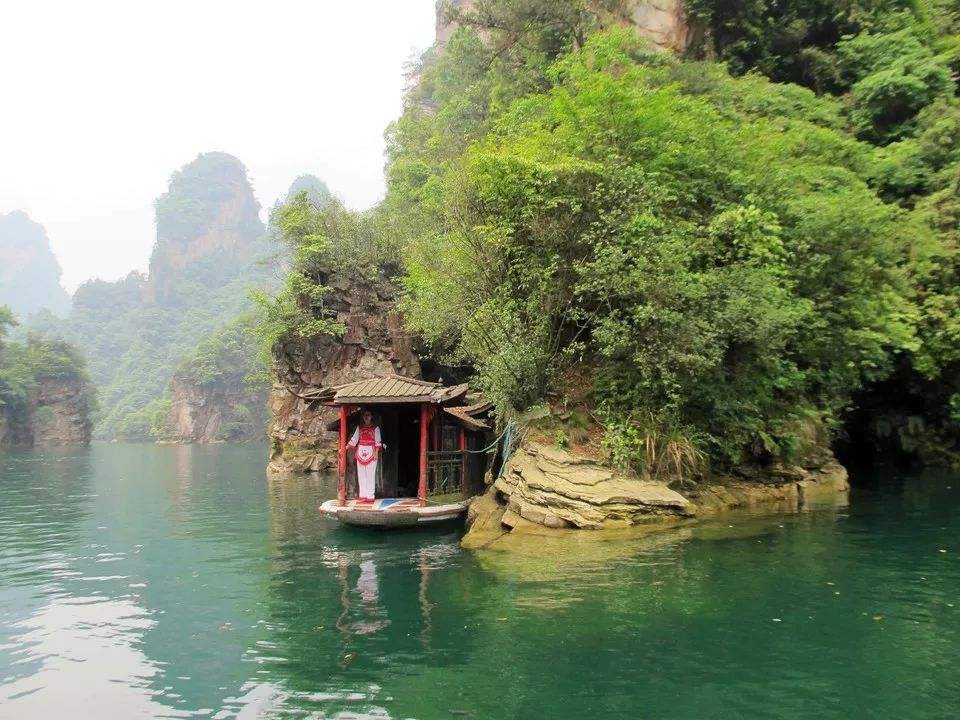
[311,374,470,405]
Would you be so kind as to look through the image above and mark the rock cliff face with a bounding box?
[623,0,696,52]
[144,152,264,306]
[436,0,697,53]
[462,441,849,548]
[163,375,268,443]
[0,378,93,448]
[31,378,93,446]
[268,272,421,472]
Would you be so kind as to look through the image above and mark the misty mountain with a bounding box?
[0,211,71,321]
[30,152,290,440]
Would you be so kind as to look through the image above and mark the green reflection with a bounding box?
[1,446,958,719]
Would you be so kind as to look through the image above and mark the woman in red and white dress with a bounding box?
[347,409,382,503]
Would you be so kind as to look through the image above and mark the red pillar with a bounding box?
[418,403,429,507]
[459,427,467,494]
[338,404,348,506]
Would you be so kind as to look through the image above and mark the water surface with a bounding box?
[1,444,958,719]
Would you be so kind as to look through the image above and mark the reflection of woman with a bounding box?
[347,409,382,503]
[333,552,387,637]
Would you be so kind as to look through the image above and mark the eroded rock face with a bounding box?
[1,378,93,447]
[435,1,697,53]
[268,272,421,473]
[690,461,850,514]
[495,443,693,529]
[32,379,93,446]
[163,376,267,443]
[625,0,695,53]
[462,442,692,547]
[462,442,849,548]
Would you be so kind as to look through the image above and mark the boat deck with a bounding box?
[319,497,467,528]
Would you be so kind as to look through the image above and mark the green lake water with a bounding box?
[1,443,958,719]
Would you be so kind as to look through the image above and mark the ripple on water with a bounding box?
[1,446,959,719]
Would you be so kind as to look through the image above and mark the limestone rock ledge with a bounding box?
[462,442,849,549]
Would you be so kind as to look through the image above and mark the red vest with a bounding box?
[355,426,378,465]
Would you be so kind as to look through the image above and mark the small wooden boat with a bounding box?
[319,497,468,528]
[305,375,493,530]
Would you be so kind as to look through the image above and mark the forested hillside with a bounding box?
[0,211,71,320]
[262,0,959,475]
[155,314,268,443]
[31,153,290,440]
[685,0,960,466]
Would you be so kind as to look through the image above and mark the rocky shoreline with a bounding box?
[462,442,848,550]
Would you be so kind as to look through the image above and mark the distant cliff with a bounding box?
[0,332,93,448]
[27,152,283,440]
[145,152,265,306]
[0,211,71,320]
[158,316,269,443]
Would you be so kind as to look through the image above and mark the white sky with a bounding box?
[0,0,437,291]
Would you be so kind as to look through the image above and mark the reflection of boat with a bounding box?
[320,497,468,527]
[310,376,493,529]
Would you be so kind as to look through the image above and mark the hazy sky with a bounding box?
[0,0,437,291]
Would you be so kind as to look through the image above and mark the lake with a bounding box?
[1,443,958,719]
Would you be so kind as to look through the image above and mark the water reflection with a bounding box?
[262,467,486,716]
[1,446,958,719]
[334,554,389,637]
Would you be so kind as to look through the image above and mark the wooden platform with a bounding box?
[319,497,467,528]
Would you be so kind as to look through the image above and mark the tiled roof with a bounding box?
[322,375,469,404]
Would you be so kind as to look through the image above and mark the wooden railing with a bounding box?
[427,450,464,495]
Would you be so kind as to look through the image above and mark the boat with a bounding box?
[305,375,493,529]
[319,497,468,527]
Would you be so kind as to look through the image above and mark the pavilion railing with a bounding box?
[427,450,464,496]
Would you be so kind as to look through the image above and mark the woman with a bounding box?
[347,408,382,503]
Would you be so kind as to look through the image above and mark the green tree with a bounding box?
[393,28,920,468]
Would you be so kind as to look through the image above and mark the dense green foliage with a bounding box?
[382,0,959,471]
[0,305,94,433]
[686,1,959,94]
[390,28,916,467]
[684,0,960,465]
